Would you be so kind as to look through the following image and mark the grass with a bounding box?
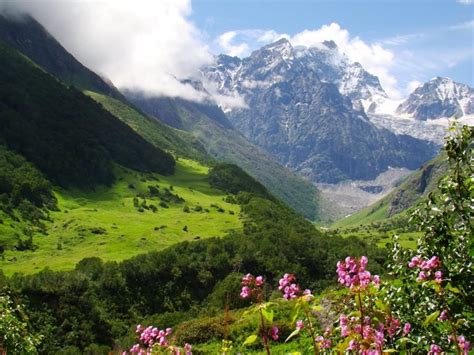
[0,159,242,275]
[86,91,208,163]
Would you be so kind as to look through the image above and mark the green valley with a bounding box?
[0,159,242,275]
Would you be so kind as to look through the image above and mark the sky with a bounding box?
[1,0,472,102]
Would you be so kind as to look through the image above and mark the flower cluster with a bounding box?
[408,255,443,283]
[336,256,379,289]
[126,325,191,355]
[278,273,302,299]
[338,310,408,352]
[240,273,264,299]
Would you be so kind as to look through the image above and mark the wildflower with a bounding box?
[408,256,422,268]
[434,271,443,283]
[373,274,380,286]
[240,286,251,299]
[417,271,427,282]
[184,343,192,355]
[438,310,448,321]
[336,256,377,289]
[457,335,471,355]
[271,326,279,340]
[296,320,304,330]
[255,275,264,286]
[403,322,411,336]
[429,344,442,354]
[348,339,359,351]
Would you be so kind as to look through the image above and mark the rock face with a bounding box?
[203,39,437,183]
[396,77,474,120]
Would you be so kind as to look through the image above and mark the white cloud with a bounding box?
[217,31,250,57]
[449,20,474,30]
[289,23,401,98]
[457,0,474,4]
[406,80,422,93]
[1,0,214,102]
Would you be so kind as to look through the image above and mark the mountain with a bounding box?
[0,14,123,99]
[333,153,448,228]
[396,77,474,120]
[0,41,174,188]
[203,39,438,183]
[0,14,322,220]
[126,93,322,220]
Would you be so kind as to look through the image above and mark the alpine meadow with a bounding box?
[0,2,472,355]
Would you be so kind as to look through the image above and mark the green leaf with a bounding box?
[312,305,323,312]
[262,309,274,323]
[285,329,300,343]
[243,334,258,346]
[423,311,440,327]
[445,283,461,294]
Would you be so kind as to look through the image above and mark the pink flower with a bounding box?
[136,324,144,333]
[375,330,385,347]
[423,256,441,270]
[240,286,251,298]
[408,256,422,268]
[438,310,448,321]
[373,275,380,286]
[255,275,264,286]
[336,256,377,289]
[417,271,427,282]
[271,326,279,340]
[434,271,443,283]
[242,273,253,285]
[429,344,442,354]
[457,335,471,354]
[348,339,359,351]
[403,322,411,336]
[184,343,192,355]
[296,320,304,330]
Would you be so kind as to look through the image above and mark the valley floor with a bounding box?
[0,159,242,275]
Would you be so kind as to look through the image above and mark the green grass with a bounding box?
[0,159,242,275]
[86,91,208,162]
[332,201,390,228]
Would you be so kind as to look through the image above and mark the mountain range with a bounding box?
[202,38,439,183]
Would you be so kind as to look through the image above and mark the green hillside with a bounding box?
[0,14,123,99]
[333,153,447,228]
[0,41,174,188]
[86,91,209,162]
[128,96,322,221]
[0,159,242,275]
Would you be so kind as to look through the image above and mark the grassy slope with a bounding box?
[333,154,446,229]
[86,91,209,163]
[0,159,242,275]
[128,96,322,221]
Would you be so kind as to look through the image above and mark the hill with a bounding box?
[0,14,123,99]
[333,153,448,228]
[127,94,322,221]
[0,41,175,188]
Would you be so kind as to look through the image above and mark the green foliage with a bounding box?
[0,292,41,354]
[86,91,210,163]
[0,145,55,211]
[0,42,174,188]
[208,164,272,200]
[386,124,473,351]
[4,175,383,352]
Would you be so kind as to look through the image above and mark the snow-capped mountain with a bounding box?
[203,39,437,184]
[396,77,474,120]
[205,38,387,111]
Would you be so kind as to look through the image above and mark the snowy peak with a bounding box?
[397,77,474,120]
[204,38,387,109]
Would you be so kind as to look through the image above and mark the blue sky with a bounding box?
[190,0,474,96]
